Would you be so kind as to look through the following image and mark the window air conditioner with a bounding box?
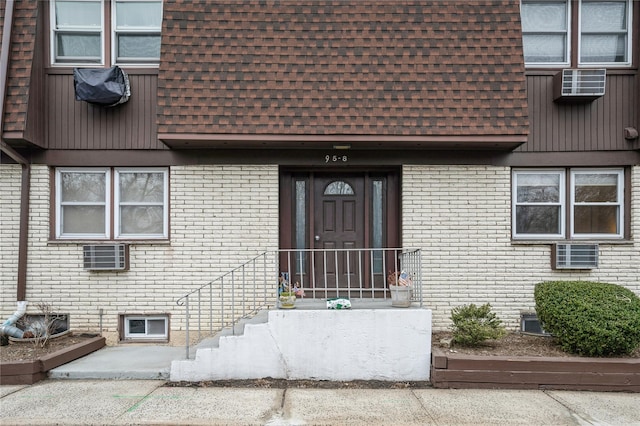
[552,243,599,270]
[83,244,129,271]
[553,69,605,102]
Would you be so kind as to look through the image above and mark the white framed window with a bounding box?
[56,168,111,239]
[112,0,163,64]
[51,0,104,65]
[520,0,632,67]
[513,170,565,238]
[56,167,168,240]
[521,0,571,66]
[579,0,632,66]
[114,168,169,239]
[513,168,624,240]
[570,169,624,238]
[51,0,163,66]
[123,315,168,340]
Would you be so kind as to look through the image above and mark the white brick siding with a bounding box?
[1,163,638,341]
[0,165,21,302]
[403,165,640,331]
[0,165,279,343]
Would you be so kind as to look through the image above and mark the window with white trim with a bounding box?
[570,169,624,238]
[512,168,624,239]
[56,167,169,240]
[123,315,168,340]
[521,0,632,67]
[51,0,163,66]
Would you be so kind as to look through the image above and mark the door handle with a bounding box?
[314,235,320,241]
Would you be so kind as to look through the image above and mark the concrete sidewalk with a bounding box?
[49,344,185,380]
[2,379,640,425]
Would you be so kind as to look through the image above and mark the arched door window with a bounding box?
[324,181,354,195]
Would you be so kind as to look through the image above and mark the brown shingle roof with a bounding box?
[1,0,37,135]
[158,0,529,145]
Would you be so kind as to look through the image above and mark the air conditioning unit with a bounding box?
[553,69,606,102]
[552,243,599,270]
[83,244,129,271]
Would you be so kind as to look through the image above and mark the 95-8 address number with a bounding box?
[325,155,348,163]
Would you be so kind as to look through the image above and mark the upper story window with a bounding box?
[521,0,632,67]
[512,168,624,240]
[51,0,163,67]
[55,167,169,240]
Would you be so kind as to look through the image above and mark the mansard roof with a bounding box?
[1,0,38,136]
[158,0,529,148]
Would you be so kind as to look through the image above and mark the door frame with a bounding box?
[279,167,401,291]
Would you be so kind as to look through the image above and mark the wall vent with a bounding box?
[520,313,550,336]
[552,243,599,270]
[553,69,606,102]
[83,244,128,271]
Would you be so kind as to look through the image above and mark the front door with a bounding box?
[280,169,400,298]
[313,174,365,290]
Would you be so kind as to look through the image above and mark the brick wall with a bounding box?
[1,163,638,341]
[0,165,279,343]
[0,165,21,303]
[402,165,640,331]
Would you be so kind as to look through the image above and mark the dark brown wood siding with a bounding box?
[519,72,638,153]
[44,71,166,150]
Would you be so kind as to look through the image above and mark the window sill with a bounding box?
[511,239,633,246]
[47,239,171,245]
[46,67,159,76]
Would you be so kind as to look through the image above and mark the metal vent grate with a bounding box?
[520,313,550,336]
[554,69,605,102]
[553,244,599,269]
[83,244,128,271]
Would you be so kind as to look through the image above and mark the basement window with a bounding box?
[122,315,168,341]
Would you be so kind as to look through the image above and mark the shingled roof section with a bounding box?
[158,0,529,147]
[1,0,37,135]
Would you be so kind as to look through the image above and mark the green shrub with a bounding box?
[450,303,506,347]
[535,281,640,357]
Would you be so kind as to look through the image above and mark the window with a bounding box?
[521,0,632,67]
[521,1,570,65]
[123,315,168,340]
[113,0,163,64]
[513,170,565,238]
[512,168,624,239]
[52,0,103,64]
[51,0,162,66]
[570,170,623,237]
[56,167,168,239]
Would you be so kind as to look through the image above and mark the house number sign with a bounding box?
[325,155,348,163]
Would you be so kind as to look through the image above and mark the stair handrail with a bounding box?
[176,251,275,359]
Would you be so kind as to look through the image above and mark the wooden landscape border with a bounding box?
[0,336,105,385]
[431,347,640,392]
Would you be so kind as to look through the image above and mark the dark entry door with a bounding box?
[313,175,365,290]
[280,169,399,298]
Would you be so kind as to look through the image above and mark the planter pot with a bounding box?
[389,285,412,307]
[279,293,296,309]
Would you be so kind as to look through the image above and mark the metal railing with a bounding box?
[176,248,421,358]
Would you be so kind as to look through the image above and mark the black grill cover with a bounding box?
[73,66,131,107]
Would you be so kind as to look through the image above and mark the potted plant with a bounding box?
[278,273,304,309]
[387,270,413,307]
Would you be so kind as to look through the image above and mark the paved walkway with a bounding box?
[2,379,640,425]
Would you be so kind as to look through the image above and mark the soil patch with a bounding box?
[433,331,640,358]
[0,333,99,362]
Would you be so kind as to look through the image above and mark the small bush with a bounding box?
[535,281,640,357]
[450,303,506,346]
